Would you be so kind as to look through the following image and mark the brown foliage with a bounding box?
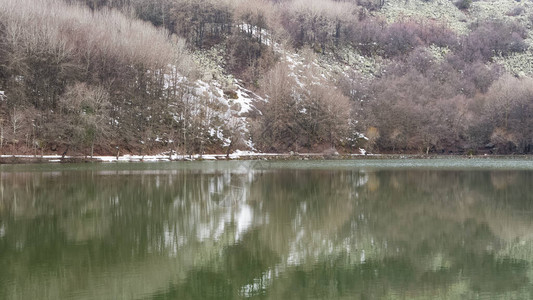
[459,21,527,63]
[253,58,350,152]
[481,75,533,153]
[0,0,190,153]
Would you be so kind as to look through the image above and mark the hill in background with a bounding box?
[1,0,532,156]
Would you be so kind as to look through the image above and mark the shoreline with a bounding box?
[1,153,533,164]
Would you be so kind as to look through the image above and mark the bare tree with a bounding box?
[59,83,112,157]
[10,107,23,136]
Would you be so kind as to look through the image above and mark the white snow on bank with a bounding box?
[231,150,256,156]
[0,152,269,163]
[1,155,64,158]
[1,149,369,163]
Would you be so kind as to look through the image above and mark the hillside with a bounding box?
[0,0,532,156]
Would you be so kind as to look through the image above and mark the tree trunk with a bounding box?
[62,146,69,159]
[226,140,233,160]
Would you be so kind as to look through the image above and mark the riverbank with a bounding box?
[1,152,532,164]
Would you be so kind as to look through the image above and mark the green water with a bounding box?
[1,159,533,299]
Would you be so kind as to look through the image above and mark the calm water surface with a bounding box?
[1,159,533,299]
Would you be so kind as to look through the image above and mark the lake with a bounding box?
[1,159,533,299]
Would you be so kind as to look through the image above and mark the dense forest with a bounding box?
[0,0,532,156]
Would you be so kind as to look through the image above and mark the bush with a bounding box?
[481,75,533,153]
[463,62,501,93]
[416,21,459,49]
[454,0,472,10]
[459,21,528,62]
[357,0,385,11]
[351,19,385,56]
[382,22,423,57]
[506,6,524,17]
[253,60,351,152]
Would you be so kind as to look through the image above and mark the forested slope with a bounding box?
[1,0,532,155]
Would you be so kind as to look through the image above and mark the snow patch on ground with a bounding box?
[230,80,263,115]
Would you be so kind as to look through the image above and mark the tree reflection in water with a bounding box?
[0,162,532,299]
